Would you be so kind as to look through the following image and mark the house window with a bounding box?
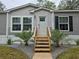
[11,16,32,32]
[12,17,21,31]
[40,16,45,21]
[59,17,69,31]
[23,17,32,31]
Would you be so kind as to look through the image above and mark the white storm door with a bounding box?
[39,16,47,35]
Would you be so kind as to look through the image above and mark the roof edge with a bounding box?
[30,7,54,13]
[6,3,40,12]
[0,11,7,13]
[54,10,79,12]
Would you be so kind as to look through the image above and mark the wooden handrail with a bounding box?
[47,27,51,38]
[47,27,52,51]
[32,27,38,38]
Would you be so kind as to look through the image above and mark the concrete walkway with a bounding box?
[52,46,69,59]
[10,45,76,59]
[33,53,52,59]
[10,44,34,59]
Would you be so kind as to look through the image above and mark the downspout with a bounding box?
[51,12,55,29]
[6,12,9,39]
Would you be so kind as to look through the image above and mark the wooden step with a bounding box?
[35,46,49,48]
[36,36,48,39]
[36,39,49,41]
[35,45,49,47]
[35,48,50,52]
[36,42,49,45]
[36,43,49,45]
[36,35,48,37]
[36,40,49,42]
[35,50,50,52]
[35,47,49,48]
[36,41,49,43]
[35,48,50,50]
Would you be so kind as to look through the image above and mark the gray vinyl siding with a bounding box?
[8,6,36,35]
[0,13,6,35]
[54,12,79,35]
[34,10,52,28]
[7,5,79,35]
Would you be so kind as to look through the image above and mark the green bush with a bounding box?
[51,29,67,47]
[15,31,33,46]
[7,39,12,45]
[76,40,79,45]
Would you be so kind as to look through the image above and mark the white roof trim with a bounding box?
[30,7,53,13]
[6,3,40,12]
[0,11,6,13]
[54,10,79,12]
[4,3,79,13]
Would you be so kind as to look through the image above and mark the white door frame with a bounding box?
[38,16,47,35]
[39,16,47,28]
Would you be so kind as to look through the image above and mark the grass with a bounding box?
[0,46,29,59]
[57,47,79,59]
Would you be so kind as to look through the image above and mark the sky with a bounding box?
[0,0,61,9]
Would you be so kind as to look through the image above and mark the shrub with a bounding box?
[76,40,79,45]
[7,39,12,45]
[15,31,33,46]
[51,29,67,47]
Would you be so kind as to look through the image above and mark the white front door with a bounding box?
[38,16,47,36]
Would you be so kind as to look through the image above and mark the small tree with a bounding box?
[51,30,67,47]
[0,1,5,11]
[37,0,56,10]
[76,40,79,45]
[7,39,12,45]
[43,0,56,10]
[58,0,74,10]
[15,31,33,46]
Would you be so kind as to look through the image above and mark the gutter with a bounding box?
[6,11,9,39]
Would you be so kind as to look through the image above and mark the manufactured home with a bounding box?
[0,3,79,44]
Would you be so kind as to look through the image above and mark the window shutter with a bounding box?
[69,16,73,32]
[55,16,59,30]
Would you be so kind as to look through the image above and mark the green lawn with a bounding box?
[57,47,79,59]
[0,46,29,59]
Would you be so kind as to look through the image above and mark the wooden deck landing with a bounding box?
[32,53,52,59]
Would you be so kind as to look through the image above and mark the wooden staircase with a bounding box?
[35,36,51,53]
[33,27,51,53]
[32,27,52,59]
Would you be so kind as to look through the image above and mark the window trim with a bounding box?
[22,16,32,31]
[11,16,34,32]
[11,16,22,32]
[58,16,69,31]
[39,16,46,22]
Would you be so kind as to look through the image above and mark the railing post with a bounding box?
[47,27,52,51]
[32,27,38,40]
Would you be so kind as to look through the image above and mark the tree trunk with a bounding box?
[25,42,28,46]
[56,41,60,47]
